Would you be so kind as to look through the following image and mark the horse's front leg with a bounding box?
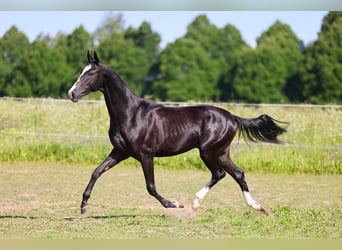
[141,155,184,208]
[81,148,128,214]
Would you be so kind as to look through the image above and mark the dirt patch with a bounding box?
[162,204,200,220]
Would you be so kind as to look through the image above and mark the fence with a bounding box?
[1,97,341,152]
[1,96,342,109]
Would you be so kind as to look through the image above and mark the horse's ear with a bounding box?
[87,50,94,63]
[94,51,100,64]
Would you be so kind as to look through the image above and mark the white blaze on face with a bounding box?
[79,64,92,80]
[68,64,92,98]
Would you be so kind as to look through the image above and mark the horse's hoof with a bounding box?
[178,202,185,208]
[171,201,184,208]
[81,205,90,214]
[192,206,200,212]
[259,206,270,216]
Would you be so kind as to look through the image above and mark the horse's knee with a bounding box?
[212,168,226,183]
[218,168,226,179]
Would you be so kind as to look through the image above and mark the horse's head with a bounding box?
[68,51,104,102]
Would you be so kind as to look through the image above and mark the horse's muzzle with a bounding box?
[68,90,79,102]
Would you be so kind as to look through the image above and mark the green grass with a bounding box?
[0,98,341,174]
[0,163,341,239]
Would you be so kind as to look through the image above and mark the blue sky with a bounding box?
[0,11,328,48]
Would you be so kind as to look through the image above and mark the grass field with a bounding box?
[0,98,341,239]
[0,163,341,239]
[0,98,341,174]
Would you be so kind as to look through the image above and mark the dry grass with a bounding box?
[0,162,341,239]
[0,99,341,239]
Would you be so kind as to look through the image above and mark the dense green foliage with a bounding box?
[0,12,341,104]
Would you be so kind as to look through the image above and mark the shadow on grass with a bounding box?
[63,213,167,221]
[87,214,140,220]
[0,215,38,220]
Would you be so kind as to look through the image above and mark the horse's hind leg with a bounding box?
[218,153,267,214]
[192,150,226,210]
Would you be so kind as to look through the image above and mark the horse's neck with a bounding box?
[103,70,140,124]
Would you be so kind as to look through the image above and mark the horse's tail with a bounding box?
[233,114,288,144]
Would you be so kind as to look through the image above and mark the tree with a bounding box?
[216,24,249,100]
[185,15,248,101]
[125,21,161,63]
[64,25,93,71]
[97,33,150,96]
[185,15,222,59]
[186,15,246,66]
[153,38,220,101]
[51,33,75,97]
[229,21,304,103]
[0,26,30,96]
[13,39,69,98]
[0,51,12,96]
[226,47,280,103]
[93,13,125,46]
[124,21,161,96]
[300,11,342,104]
[53,26,93,97]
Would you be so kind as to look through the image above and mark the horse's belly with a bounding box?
[155,134,198,157]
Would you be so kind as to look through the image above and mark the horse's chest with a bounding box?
[108,129,127,151]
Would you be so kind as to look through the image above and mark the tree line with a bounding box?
[0,12,341,104]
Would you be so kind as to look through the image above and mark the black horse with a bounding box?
[68,51,287,214]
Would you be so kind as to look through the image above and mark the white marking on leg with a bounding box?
[243,191,263,211]
[192,186,210,210]
[196,186,210,200]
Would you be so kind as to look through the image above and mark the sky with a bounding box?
[0,11,328,48]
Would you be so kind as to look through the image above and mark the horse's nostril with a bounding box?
[68,90,74,100]
[69,90,79,102]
